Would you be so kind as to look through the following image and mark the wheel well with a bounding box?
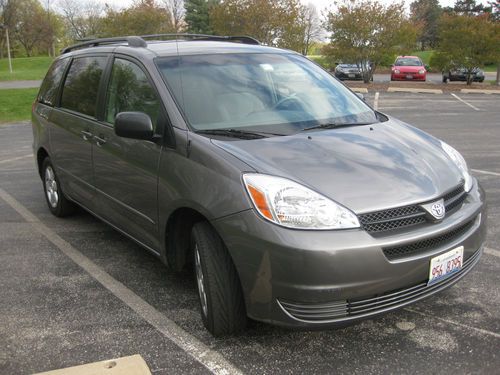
[165,207,207,272]
[37,148,49,178]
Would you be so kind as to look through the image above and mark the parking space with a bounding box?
[1,93,499,374]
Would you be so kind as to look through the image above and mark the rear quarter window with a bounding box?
[60,56,107,117]
[37,58,70,106]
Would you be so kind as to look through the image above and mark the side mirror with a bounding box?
[356,92,365,101]
[115,112,154,141]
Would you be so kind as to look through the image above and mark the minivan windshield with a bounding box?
[156,53,377,134]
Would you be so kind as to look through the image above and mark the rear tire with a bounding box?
[42,157,76,217]
[191,221,247,336]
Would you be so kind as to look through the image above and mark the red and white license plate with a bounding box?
[428,246,463,285]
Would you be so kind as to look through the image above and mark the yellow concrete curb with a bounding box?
[387,87,443,94]
[350,87,368,93]
[460,89,500,95]
[34,354,151,375]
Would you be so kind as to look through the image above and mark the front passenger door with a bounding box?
[93,57,164,251]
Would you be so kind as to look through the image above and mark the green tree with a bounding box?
[430,13,500,85]
[410,0,442,49]
[210,0,308,52]
[5,0,54,56]
[101,0,175,37]
[184,0,217,34]
[323,0,420,83]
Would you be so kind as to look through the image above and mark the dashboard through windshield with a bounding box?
[156,53,377,134]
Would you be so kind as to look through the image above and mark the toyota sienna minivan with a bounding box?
[32,34,486,336]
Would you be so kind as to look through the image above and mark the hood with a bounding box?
[212,119,462,214]
[394,66,424,73]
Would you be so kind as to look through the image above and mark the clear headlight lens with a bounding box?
[243,174,360,230]
[394,69,400,74]
[441,141,473,192]
[418,69,425,74]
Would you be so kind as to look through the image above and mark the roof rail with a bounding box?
[140,33,261,45]
[61,36,147,54]
[61,34,260,54]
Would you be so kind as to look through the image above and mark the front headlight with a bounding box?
[441,141,473,192]
[418,69,425,74]
[243,174,360,230]
[394,69,400,74]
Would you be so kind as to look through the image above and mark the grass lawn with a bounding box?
[0,88,38,123]
[0,56,53,81]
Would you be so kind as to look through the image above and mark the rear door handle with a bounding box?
[81,130,93,141]
[94,135,107,146]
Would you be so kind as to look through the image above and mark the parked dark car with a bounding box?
[334,63,363,80]
[443,68,485,83]
[32,35,486,336]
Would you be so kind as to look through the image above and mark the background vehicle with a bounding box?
[334,63,362,80]
[32,35,486,336]
[391,56,427,81]
[442,67,485,83]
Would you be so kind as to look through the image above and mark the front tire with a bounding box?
[42,157,76,217]
[191,221,247,336]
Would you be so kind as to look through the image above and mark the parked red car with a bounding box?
[391,56,426,81]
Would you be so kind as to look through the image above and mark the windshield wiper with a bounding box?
[301,122,374,132]
[195,129,281,139]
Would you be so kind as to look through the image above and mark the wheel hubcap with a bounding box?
[45,166,59,208]
[194,245,208,317]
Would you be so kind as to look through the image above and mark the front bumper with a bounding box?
[335,71,363,80]
[391,72,426,81]
[212,181,486,328]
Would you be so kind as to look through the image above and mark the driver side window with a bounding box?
[105,58,160,129]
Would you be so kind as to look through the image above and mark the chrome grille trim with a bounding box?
[359,183,466,234]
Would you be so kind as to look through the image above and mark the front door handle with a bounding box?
[81,130,93,141]
[94,135,107,146]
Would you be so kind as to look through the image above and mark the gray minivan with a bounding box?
[32,35,487,336]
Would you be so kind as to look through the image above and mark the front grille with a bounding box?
[359,184,466,234]
[278,248,481,323]
[383,218,475,260]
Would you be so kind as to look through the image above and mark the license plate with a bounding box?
[406,74,413,79]
[428,246,463,285]
[348,74,355,78]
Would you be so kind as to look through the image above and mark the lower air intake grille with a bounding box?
[383,218,475,260]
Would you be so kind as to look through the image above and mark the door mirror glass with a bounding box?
[115,112,153,140]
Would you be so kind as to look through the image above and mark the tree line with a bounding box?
[0,0,498,84]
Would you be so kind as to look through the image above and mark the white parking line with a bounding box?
[451,93,480,111]
[485,247,500,258]
[404,308,500,339]
[374,92,379,110]
[0,187,242,375]
[0,154,32,165]
[471,169,500,177]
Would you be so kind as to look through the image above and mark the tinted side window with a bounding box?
[38,58,70,106]
[61,56,107,117]
[105,58,160,128]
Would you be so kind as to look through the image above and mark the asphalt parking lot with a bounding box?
[0,92,499,374]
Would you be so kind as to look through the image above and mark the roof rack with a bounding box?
[61,34,260,54]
